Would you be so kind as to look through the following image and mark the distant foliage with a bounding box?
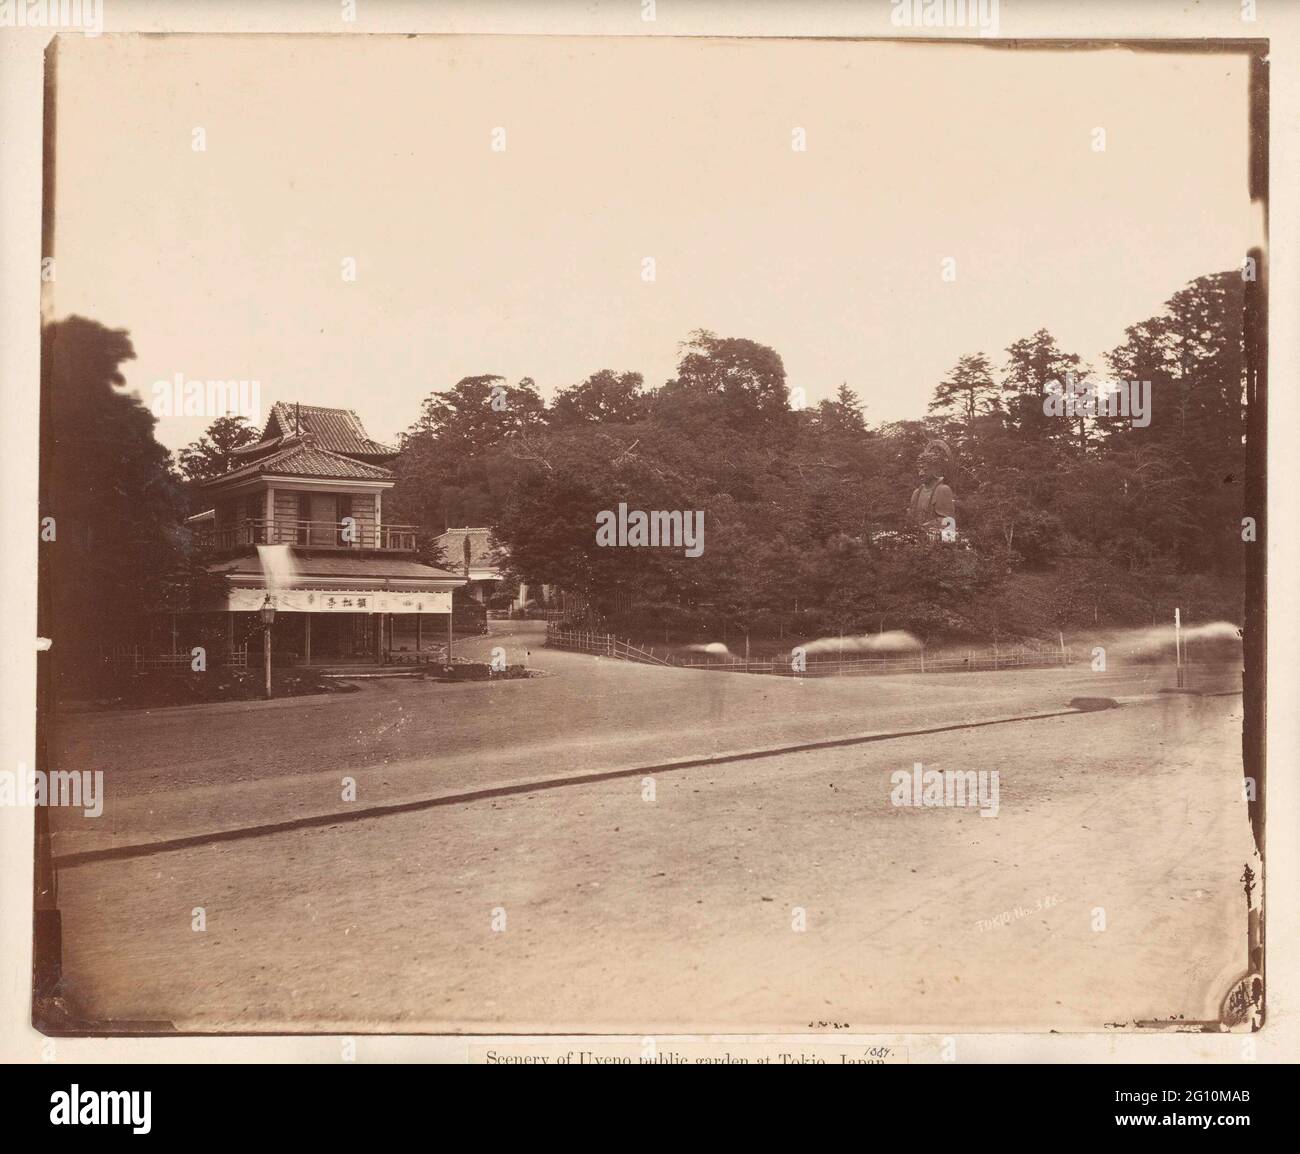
[393,269,1247,641]
[177,415,259,483]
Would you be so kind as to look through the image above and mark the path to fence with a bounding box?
[545,626,1073,677]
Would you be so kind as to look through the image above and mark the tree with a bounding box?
[390,374,544,533]
[40,316,225,680]
[177,414,259,483]
[1002,329,1084,445]
[405,375,545,458]
[1103,271,1246,573]
[928,353,1000,443]
[654,330,790,435]
[548,370,646,426]
[815,383,868,435]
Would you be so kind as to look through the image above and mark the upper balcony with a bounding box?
[195,517,417,554]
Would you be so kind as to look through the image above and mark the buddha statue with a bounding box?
[907,440,956,538]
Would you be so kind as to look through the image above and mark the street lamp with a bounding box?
[260,595,276,699]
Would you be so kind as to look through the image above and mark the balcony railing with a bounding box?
[195,517,417,552]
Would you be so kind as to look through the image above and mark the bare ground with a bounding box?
[46,627,1252,1033]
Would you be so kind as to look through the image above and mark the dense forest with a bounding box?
[387,269,1249,642]
[40,266,1250,669]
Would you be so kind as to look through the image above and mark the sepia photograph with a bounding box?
[1,0,1296,1131]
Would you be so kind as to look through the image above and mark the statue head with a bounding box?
[918,440,951,484]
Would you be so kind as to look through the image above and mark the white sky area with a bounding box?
[48,35,1253,452]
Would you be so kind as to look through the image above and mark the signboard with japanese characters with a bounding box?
[227,588,451,614]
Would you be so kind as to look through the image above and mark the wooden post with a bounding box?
[304,614,311,667]
[446,610,454,665]
[1175,607,1184,688]
[416,614,422,652]
[1058,630,1067,667]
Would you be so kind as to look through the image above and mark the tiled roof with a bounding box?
[261,445,393,479]
[433,527,500,572]
[237,402,395,458]
[214,554,462,581]
[209,443,394,486]
[229,435,286,463]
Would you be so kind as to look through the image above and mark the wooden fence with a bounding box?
[680,645,1075,677]
[100,644,249,672]
[546,625,1073,678]
[383,647,448,666]
[544,628,674,666]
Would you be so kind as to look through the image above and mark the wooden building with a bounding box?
[189,402,464,665]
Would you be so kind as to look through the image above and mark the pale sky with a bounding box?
[48,34,1253,452]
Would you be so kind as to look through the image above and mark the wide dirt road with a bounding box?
[46,621,1232,857]
[46,623,1252,1032]
[51,693,1251,1033]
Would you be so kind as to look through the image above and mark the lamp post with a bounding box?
[260,595,277,699]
